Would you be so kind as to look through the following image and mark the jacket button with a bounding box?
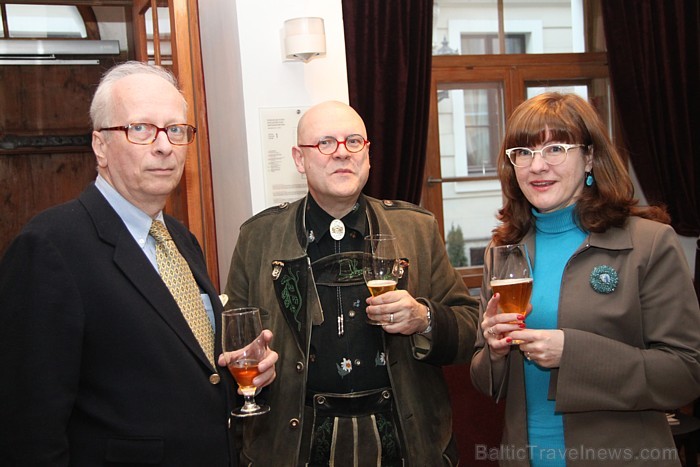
[295,361,304,372]
[209,373,221,384]
[289,418,300,429]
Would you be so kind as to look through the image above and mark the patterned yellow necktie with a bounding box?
[149,220,215,367]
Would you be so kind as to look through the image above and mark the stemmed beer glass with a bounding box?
[222,307,270,417]
[489,244,533,344]
[363,234,401,325]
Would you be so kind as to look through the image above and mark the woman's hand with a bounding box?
[512,329,564,368]
[482,293,528,360]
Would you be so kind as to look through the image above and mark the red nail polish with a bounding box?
[505,337,512,343]
[519,323,526,328]
[517,315,525,320]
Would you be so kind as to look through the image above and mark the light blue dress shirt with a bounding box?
[94,175,215,329]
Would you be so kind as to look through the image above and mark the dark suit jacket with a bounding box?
[0,183,235,466]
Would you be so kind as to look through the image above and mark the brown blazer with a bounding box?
[471,216,700,466]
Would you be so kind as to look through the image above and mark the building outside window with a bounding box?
[430,0,607,269]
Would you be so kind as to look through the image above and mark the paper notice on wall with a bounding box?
[259,107,309,207]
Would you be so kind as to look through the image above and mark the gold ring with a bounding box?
[488,327,496,336]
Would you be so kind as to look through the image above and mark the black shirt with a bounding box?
[305,195,390,393]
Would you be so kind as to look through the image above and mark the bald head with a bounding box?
[292,100,371,219]
[297,101,367,145]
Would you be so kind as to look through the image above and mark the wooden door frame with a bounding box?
[133,0,219,287]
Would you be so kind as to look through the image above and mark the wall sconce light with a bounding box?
[283,17,326,63]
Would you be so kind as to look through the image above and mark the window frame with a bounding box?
[423,52,610,286]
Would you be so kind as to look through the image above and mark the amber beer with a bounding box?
[490,277,533,317]
[228,358,260,395]
[366,279,397,297]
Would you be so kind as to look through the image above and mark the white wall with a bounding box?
[198,0,348,288]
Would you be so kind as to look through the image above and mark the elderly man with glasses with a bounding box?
[224,100,479,466]
[0,61,277,466]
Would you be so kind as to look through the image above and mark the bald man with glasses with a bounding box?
[224,100,479,466]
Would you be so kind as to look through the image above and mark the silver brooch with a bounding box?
[589,265,618,294]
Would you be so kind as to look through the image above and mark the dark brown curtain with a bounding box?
[602,1,700,238]
[696,237,700,298]
[342,0,433,204]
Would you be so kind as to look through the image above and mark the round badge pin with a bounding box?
[330,219,345,240]
[589,265,619,294]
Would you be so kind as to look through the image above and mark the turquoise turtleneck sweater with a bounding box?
[525,204,586,466]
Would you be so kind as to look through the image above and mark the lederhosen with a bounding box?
[272,195,407,467]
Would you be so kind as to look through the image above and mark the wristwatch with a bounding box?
[418,304,432,334]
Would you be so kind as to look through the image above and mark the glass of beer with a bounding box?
[363,234,402,325]
[222,307,270,417]
[489,244,533,344]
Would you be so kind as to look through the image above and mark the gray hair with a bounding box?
[89,61,184,130]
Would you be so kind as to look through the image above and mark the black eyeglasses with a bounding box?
[298,134,369,155]
[505,143,586,167]
[99,123,197,146]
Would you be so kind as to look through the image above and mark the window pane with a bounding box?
[526,80,613,138]
[145,7,172,65]
[461,34,525,54]
[6,4,86,38]
[438,83,503,180]
[433,0,585,55]
[437,82,505,267]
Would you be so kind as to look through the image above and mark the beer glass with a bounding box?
[222,307,270,417]
[363,234,401,325]
[489,244,533,344]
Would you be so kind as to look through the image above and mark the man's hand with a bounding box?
[218,329,278,389]
[366,291,429,335]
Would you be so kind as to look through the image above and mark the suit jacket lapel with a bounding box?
[79,184,217,370]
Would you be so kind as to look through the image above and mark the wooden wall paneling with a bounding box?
[1,65,103,134]
[0,64,105,257]
[0,151,96,256]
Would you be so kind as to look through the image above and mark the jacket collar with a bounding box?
[588,224,634,251]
